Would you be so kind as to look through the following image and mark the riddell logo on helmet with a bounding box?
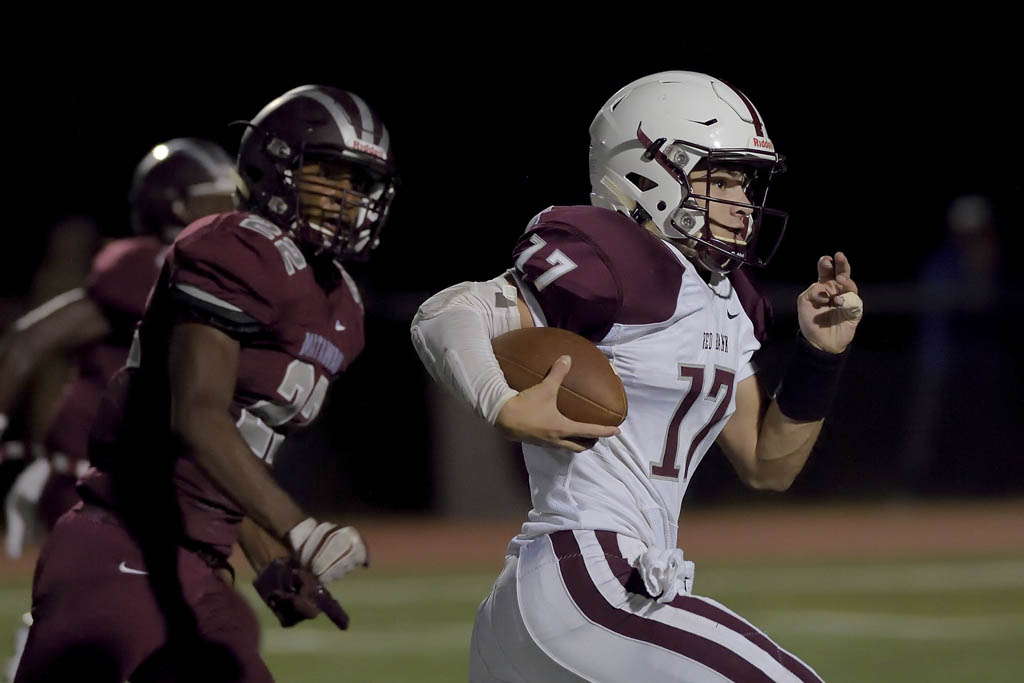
[352,139,387,160]
[751,137,775,151]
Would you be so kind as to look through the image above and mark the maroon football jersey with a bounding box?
[512,206,771,343]
[80,212,365,554]
[43,237,165,470]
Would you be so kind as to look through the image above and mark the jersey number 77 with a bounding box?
[651,365,735,481]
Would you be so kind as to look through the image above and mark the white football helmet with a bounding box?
[589,71,788,272]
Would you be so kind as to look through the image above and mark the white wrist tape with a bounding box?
[410,274,522,425]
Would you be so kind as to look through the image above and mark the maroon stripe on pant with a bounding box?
[594,531,822,683]
[549,531,774,682]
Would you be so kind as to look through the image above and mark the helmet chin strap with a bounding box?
[600,174,742,276]
[599,176,636,212]
[696,248,740,275]
[599,176,663,240]
[669,197,753,275]
[660,233,738,276]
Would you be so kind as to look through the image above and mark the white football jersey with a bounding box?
[507,205,766,554]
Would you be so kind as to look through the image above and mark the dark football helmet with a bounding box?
[129,138,239,242]
[236,85,398,261]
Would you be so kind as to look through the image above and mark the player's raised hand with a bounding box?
[287,518,369,584]
[495,355,620,452]
[797,252,863,354]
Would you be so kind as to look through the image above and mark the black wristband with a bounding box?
[774,333,849,421]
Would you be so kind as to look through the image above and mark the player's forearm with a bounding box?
[238,516,291,573]
[168,322,304,538]
[0,327,66,414]
[0,294,110,414]
[410,277,522,424]
[749,401,823,489]
[173,411,306,539]
[0,333,40,415]
[740,328,850,489]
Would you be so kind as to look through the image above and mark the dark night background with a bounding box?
[2,25,1020,516]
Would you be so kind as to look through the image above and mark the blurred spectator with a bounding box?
[902,195,1003,491]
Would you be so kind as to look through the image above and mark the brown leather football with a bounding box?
[492,327,627,426]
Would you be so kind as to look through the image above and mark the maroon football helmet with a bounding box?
[236,85,398,261]
[129,138,239,243]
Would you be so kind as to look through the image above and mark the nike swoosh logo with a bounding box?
[335,321,346,331]
[727,311,740,319]
[118,561,148,575]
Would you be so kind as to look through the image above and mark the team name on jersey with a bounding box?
[299,332,344,374]
[701,332,729,353]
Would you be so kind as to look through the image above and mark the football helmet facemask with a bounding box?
[236,85,398,261]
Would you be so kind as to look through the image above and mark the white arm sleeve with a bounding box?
[410,273,522,425]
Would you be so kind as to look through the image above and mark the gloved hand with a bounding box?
[287,517,369,583]
[253,556,350,629]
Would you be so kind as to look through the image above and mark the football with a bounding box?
[492,327,627,427]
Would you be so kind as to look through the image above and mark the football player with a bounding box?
[1,138,239,556]
[13,86,398,683]
[1,138,238,681]
[411,71,862,682]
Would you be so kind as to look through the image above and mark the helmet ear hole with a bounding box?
[244,165,264,184]
[625,172,658,192]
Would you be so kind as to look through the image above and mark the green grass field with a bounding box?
[3,554,1021,682]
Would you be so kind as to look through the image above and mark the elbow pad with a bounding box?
[410,274,522,425]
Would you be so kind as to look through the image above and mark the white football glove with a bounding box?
[4,458,51,559]
[287,517,369,583]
